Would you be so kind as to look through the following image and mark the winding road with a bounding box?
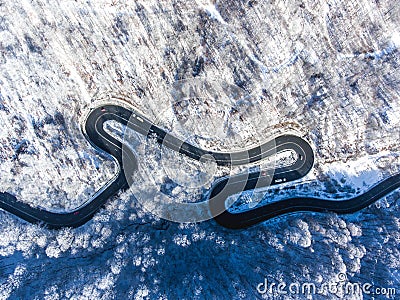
[0,103,399,229]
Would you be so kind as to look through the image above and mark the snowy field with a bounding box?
[0,0,399,299]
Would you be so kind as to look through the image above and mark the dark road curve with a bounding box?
[210,173,400,229]
[0,103,397,229]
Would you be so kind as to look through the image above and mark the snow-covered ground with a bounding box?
[0,0,399,299]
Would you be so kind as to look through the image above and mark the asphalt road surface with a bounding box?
[0,103,398,229]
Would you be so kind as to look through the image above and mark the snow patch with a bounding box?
[202,3,227,24]
[321,154,383,190]
[390,31,400,48]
